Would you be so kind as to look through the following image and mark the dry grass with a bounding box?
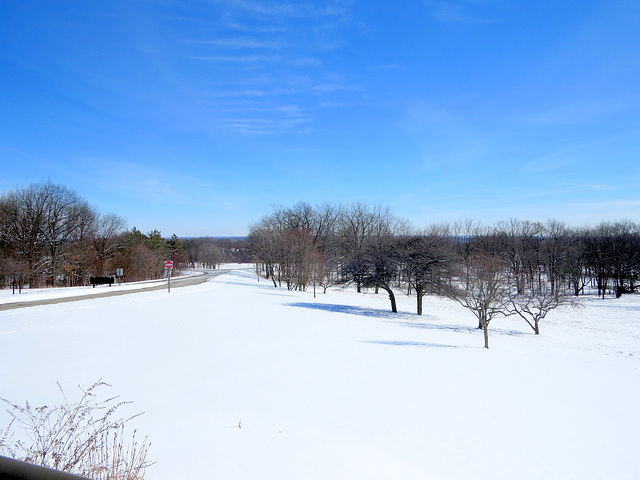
[0,380,153,480]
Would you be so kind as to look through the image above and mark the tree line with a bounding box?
[0,182,189,288]
[249,202,640,348]
[181,237,252,269]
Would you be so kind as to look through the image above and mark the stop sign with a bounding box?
[165,260,174,269]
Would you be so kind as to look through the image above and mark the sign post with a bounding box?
[115,268,124,285]
[165,260,174,292]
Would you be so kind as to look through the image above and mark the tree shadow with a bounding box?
[286,302,402,320]
[400,320,528,338]
[221,276,316,298]
[286,301,528,340]
[396,319,478,335]
[365,340,471,349]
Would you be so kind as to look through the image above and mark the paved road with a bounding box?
[0,270,230,311]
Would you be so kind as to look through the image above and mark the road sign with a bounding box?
[165,260,173,293]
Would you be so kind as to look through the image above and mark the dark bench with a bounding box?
[90,276,115,287]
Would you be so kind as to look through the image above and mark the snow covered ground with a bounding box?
[1,268,639,479]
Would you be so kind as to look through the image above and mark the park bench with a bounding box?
[90,276,115,287]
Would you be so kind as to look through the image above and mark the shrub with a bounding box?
[0,380,153,480]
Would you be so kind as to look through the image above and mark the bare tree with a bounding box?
[493,219,544,294]
[338,203,409,294]
[508,283,578,335]
[91,213,126,276]
[450,219,485,290]
[579,222,640,298]
[307,250,326,298]
[38,183,95,285]
[250,202,341,291]
[448,253,513,349]
[1,184,49,286]
[346,235,401,312]
[399,228,453,315]
[564,229,591,296]
[605,220,640,297]
[337,202,379,256]
[540,220,572,294]
[248,220,283,288]
[0,182,95,286]
[200,241,224,269]
[182,238,225,269]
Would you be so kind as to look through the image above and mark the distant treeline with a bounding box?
[181,237,251,268]
[0,182,193,288]
[249,202,640,301]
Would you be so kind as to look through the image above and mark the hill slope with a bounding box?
[1,270,638,479]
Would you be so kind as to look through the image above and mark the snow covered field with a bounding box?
[1,269,639,479]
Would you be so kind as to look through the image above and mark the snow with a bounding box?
[1,268,639,479]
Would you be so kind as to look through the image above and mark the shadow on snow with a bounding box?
[286,302,403,320]
[365,340,469,349]
[286,301,527,343]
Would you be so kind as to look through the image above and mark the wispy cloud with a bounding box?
[219,102,315,135]
[66,160,183,200]
[221,0,350,19]
[428,1,492,24]
[177,0,356,136]
[191,55,321,65]
[312,82,359,93]
[521,98,639,126]
[578,184,617,191]
[193,38,282,49]
[219,0,304,17]
[367,64,406,71]
[224,116,312,135]
[139,179,174,196]
[520,148,577,174]
[64,159,243,208]
[226,22,286,33]
[206,88,296,98]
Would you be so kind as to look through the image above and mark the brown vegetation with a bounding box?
[0,182,188,288]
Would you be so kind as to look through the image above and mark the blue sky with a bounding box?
[1,0,639,236]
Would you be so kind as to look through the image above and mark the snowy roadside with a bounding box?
[0,271,205,305]
[0,264,253,305]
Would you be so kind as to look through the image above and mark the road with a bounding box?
[0,270,230,311]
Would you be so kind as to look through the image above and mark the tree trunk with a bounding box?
[389,292,397,313]
[483,322,490,349]
[416,289,423,316]
[382,285,397,313]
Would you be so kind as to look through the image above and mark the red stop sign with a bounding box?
[165,260,174,269]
